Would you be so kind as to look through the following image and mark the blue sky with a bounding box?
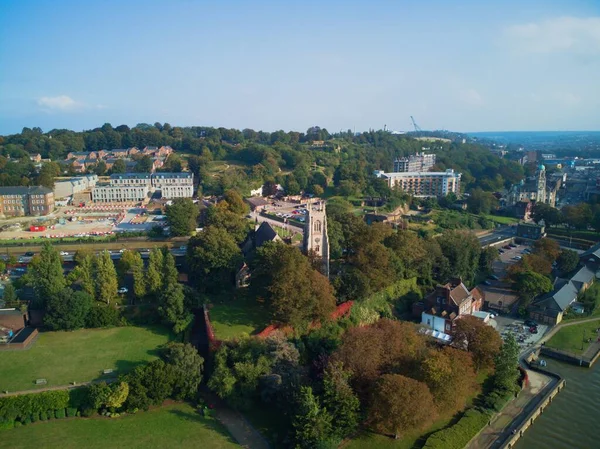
[1,0,599,135]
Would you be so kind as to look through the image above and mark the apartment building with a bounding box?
[393,152,436,172]
[151,172,194,199]
[374,169,461,197]
[53,175,99,199]
[91,172,193,202]
[0,186,55,217]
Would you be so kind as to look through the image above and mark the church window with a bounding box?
[314,220,322,232]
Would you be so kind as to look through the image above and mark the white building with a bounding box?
[91,172,193,202]
[374,169,461,197]
[152,172,194,199]
[53,175,98,199]
[393,152,436,172]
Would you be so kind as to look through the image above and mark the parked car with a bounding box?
[179,246,187,251]
[503,245,511,250]
[484,280,492,285]
[24,252,35,257]
[59,251,69,256]
[512,256,522,261]
[489,275,499,280]
[529,327,538,334]
[119,249,125,253]
[118,287,128,294]
[524,319,538,327]
[498,249,505,254]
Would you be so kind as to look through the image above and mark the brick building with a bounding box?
[0,186,55,217]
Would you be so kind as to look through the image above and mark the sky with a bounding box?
[1,0,599,135]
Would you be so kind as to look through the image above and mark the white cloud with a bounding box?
[37,95,80,111]
[461,89,484,107]
[504,16,600,54]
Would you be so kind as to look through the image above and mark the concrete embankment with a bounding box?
[493,354,565,449]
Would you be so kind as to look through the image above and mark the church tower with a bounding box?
[304,201,329,278]
[536,164,547,203]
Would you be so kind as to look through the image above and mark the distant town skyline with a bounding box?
[1,0,599,135]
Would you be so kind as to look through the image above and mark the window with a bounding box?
[314,220,322,232]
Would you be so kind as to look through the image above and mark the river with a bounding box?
[515,360,600,449]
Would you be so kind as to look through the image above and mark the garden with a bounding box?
[0,402,238,449]
[0,326,173,392]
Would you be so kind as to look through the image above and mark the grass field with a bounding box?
[0,403,239,449]
[482,214,519,225]
[545,321,600,354]
[0,326,173,392]
[209,296,269,340]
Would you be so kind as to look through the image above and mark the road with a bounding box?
[1,246,188,265]
[478,226,516,247]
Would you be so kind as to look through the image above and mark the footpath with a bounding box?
[466,370,552,449]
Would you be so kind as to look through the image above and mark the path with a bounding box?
[466,370,553,449]
[202,390,270,449]
[0,378,117,397]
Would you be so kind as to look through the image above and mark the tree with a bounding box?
[135,155,154,173]
[29,242,66,307]
[436,230,481,286]
[1,283,17,304]
[252,242,336,328]
[494,333,520,393]
[187,226,243,292]
[480,245,499,274]
[44,288,93,330]
[158,283,193,334]
[163,343,204,400]
[162,249,179,289]
[292,386,334,449]
[532,203,561,227]
[222,189,249,215]
[70,252,95,300]
[368,374,436,439]
[94,251,118,304]
[0,259,5,273]
[557,249,579,274]
[117,250,141,284]
[111,158,126,174]
[452,315,503,370]
[562,203,592,230]
[131,260,147,300]
[513,271,553,305]
[322,362,360,439]
[466,188,498,214]
[94,160,107,176]
[162,153,183,172]
[203,204,249,243]
[165,198,199,236]
[147,248,164,297]
[532,238,561,262]
[419,346,477,412]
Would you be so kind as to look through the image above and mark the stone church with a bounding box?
[303,201,330,278]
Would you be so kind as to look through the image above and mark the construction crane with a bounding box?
[410,116,422,133]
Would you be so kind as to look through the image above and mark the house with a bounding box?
[237,222,282,288]
[414,278,484,338]
[245,197,269,212]
[528,265,596,324]
[517,222,545,240]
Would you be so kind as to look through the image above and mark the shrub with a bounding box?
[0,420,14,431]
[80,408,96,418]
[423,409,491,449]
[39,412,48,421]
[86,305,121,328]
[46,409,54,420]
[55,408,66,419]
[30,413,38,423]
[22,417,32,425]
[66,407,78,418]
[0,390,69,422]
[13,421,22,428]
[68,386,91,410]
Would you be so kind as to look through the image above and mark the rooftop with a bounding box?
[0,186,53,195]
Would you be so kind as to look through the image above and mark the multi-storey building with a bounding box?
[393,152,436,172]
[0,186,55,217]
[151,172,194,199]
[91,172,193,202]
[374,169,461,197]
[53,175,98,199]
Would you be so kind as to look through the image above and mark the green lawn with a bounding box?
[0,403,239,449]
[545,321,600,354]
[209,296,269,340]
[0,326,173,392]
[482,214,519,225]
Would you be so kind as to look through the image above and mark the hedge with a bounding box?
[0,387,91,430]
[351,277,421,320]
[423,408,492,449]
